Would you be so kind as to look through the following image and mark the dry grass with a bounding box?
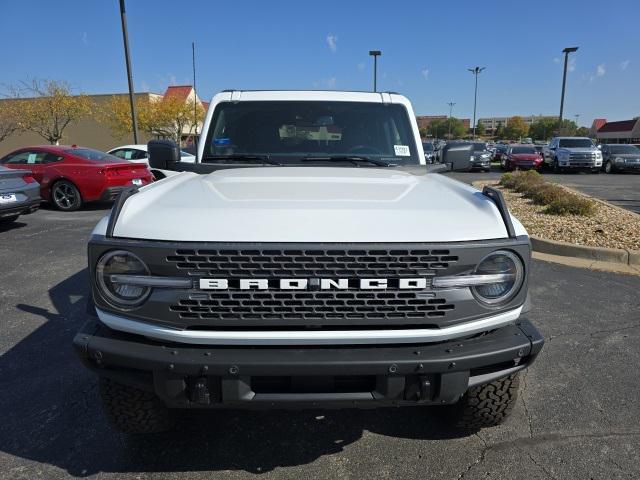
[473,179,640,250]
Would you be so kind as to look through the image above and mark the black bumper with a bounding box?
[99,187,127,202]
[0,198,40,218]
[74,317,543,409]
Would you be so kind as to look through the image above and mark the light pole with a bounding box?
[118,0,139,144]
[468,67,485,139]
[447,102,456,139]
[559,47,579,133]
[574,114,580,126]
[369,50,381,92]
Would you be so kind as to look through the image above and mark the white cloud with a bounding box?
[596,63,606,77]
[326,77,337,88]
[553,57,560,63]
[326,34,337,53]
[420,68,429,80]
[140,80,150,92]
[81,32,88,45]
[568,58,576,72]
[314,77,337,89]
[357,62,365,71]
[620,60,630,70]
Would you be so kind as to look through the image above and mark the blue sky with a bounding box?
[1,0,638,126]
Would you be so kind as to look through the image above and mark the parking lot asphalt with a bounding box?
[445,166,640,214]
[1,205,639,480]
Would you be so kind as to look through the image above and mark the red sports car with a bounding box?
[0,145,153,211]
[500,145,543,171]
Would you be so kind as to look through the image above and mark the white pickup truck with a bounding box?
[542,136,602,173]
[74,90,543,433]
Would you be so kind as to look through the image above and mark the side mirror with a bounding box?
[442,143,474,172]
[148,139,180,170]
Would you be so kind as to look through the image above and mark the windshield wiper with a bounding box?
[202,154,283,166]
[300,156,394,167]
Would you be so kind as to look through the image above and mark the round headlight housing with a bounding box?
[96,250,150,309]
[472,250,524,306]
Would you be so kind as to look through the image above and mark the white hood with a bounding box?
[109,167,522,242]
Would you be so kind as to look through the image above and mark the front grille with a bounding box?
[170,290,455,323]
[167,248,459,278]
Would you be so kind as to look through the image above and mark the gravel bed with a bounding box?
[473,180,640,251]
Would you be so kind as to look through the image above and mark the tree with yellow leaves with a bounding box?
[10,79,93,144]
[103,94,204,145]
[0,101,20,143]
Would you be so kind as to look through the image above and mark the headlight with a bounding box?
[472,250,524,306]
[614,157,624,164]
[96,250,150,309]
[596,151,602,159]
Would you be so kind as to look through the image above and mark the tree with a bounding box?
[475,120,485,136]
[10,79,93,144]
[576,126,590,137]
[557,119,577,136]
[528,118,556,141]
[0,101,20,143]
[494,124,504,139]
[103,94,205,145]
[503,116,528,140]
[429,117,465,139]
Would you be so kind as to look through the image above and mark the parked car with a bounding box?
[461,142,491,171]
[73,89,542,434]
[0,146,153,211]
[0,166,41,224]
[600,144,640,173]
[500,145,544,171]
[493,144,508,162]
[542,137,602,173]
[108,144,196,164]
[422,141,436,163]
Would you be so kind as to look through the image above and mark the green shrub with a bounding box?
[544,194,596,216]
[499,170,595,216]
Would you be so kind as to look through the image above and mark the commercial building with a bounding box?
[478,115,556,135]
[594,118,640,143]
[0,85,208,157]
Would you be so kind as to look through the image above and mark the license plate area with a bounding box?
[0,194,17,204]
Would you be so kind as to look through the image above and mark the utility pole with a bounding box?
[369,50,381,92]
[447,101,456,139]
[559,47,579,133]
[468,67,485,139]
[118,0,139,144]
[192,41,198,148]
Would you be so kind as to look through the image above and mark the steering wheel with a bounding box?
[347,145,384,155]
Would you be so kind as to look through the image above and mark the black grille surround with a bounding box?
[89,237,531,331]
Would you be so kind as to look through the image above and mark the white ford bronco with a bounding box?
[74,90,543,433]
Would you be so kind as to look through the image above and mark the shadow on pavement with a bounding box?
[0,269,470,477]
[0,219,27,232]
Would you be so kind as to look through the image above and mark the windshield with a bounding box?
[472,142,487,152]
[511,147,537,154]
[422,142,434,151]
[609,145,640,154]
[204,101,420,165]
[65,148,120,162]
[558,139,593,148]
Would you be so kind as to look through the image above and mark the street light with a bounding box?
[118,0,139,144]
[369,50,381,92]
[558,46,579,132]
[468,67,485,139]
[447,101,456,139]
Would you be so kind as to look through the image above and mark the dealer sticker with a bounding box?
[394,145,410,156]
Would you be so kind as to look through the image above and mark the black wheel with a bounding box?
[0,215,19,224]
[604,161,614,174]
[51,180,82,211]
[99,378,174,434]
[445,373,520,430]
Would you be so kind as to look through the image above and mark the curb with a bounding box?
[530,235,640,267]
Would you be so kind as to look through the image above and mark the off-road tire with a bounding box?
[604,161,614,174]
[99,377,174,434]
[447,373,520,430]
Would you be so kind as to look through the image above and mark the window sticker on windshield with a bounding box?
[214,138,231,146]
[27,153,37,164]
[125,151,133,160]
[394,145,410,156]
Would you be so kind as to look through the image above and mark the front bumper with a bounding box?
[74,317,543,409]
